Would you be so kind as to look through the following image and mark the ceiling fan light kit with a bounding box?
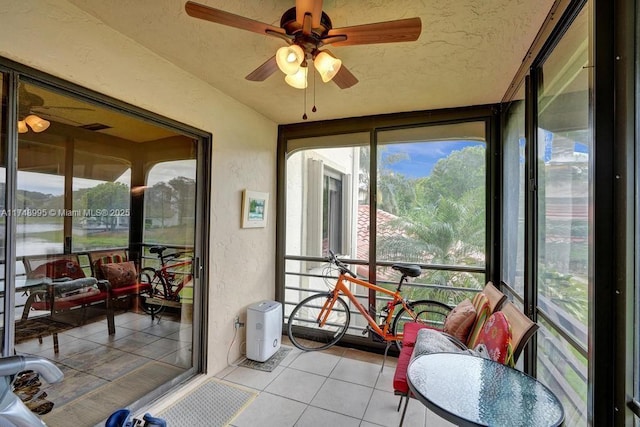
[314,51,342,83]
[276,45,305,75]
[284,66,308,89]
[19,114,51,133]
[185,0,421,116]
[17,120,28,134]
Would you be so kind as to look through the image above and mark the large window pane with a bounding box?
[502,87,526,296]
[12,81,200,425]
[284,134,370,337]
[376,123,486,304]
[536,4,590,425]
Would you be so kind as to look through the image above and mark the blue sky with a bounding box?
[381,140,485,178]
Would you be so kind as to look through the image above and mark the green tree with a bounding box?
[83,182,129,231]
[145,182,175,227]
[168,177,195,225]
[376,145,486,294]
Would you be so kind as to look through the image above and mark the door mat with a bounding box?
[238,347,292,372]
[158,379,256,427]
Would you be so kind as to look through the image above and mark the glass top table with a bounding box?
[407,352,565,427]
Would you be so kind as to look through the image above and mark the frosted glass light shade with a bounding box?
[284,67,308,89]
[25,114,50,133]
[276,45,304,75]
[17,120,28,134]
[314,51,342,83]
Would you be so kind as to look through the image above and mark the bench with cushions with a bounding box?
[88,249,151,308]
[20,254,115,352]
[392,282,508,425]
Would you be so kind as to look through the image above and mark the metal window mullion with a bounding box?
[3,74,19,357]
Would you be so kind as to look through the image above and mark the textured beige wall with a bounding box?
[0,0,277,375]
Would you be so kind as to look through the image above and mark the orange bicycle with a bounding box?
[287,251,451,352]
[138,245,193,317]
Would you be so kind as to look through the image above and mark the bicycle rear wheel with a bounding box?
[138,267,166,316]
[287,293,350,351]
[391,300,452,350]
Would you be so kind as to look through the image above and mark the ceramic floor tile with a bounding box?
[223,365,285,391]
[160,346,193,368]
[265,367,326,404]
[230,391,306,427]
[106,330,162,352]
[278,346,303,367]
[425,410,458,427]
[310,377,374,419]
[289,351,341,376]
[329,357,381,387]
[133,337,187,359]
[295,406,361,427]
[362,389,426,427]
[375,365,395,391]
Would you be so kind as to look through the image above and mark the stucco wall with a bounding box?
[0,0,277,375]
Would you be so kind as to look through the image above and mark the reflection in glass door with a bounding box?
[9,80,202,425]
[535,4,590,424]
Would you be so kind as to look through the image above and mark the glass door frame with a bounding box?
[277,107,500,350]
[0,59,211,385]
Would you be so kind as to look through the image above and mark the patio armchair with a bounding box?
[393,282,507,425]
[396,299,538,426]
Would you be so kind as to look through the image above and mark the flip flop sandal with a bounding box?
[12,371,41,389]
[26,394,54,416]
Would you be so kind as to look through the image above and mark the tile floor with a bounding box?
[215,343,455,427]
[15,310,192,426]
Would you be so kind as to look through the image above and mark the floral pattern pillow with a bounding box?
[474,312,512,365]
[100,261,137,288]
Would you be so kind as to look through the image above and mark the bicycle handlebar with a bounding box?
[327,250,357,278]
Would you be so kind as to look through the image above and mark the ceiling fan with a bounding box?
[185,0,422,89]
[18,84,93,133]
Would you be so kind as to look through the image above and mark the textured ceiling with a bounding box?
[66,0,555,125]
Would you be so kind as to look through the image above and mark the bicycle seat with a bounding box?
[391,264,422,278]
[149,246,167,255]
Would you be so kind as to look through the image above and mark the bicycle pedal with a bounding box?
[362,326,370,336]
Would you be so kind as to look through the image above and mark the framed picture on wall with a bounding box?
[242,190,269,228]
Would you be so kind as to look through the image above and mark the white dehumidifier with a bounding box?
[246,300,282,362]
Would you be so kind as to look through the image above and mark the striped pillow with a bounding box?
[466,292,490,348]
[93,254,126,280]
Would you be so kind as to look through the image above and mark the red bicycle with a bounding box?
[138,246,193,317]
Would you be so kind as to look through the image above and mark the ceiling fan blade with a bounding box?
[332,64,358,89]
[295,0,323,28]
[245,56,279,81]
[185,1,286,37]
[327,17,422,46]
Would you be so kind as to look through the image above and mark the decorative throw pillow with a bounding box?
[28,259,86,280]
[92,254,126,280]
[442,298,477,343]
[474,312,512,365]
[100,261,137,288]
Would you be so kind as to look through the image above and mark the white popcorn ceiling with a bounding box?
[66,0,555,124]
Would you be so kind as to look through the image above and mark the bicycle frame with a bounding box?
[155,257,193,299]
[318,272,415,342]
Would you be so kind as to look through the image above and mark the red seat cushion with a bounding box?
[393,344,415,394]
[402,322,429,347]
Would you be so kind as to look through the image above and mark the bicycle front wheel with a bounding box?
[287,293,350,351]
[391,300,452,350]
[138,267,166,316]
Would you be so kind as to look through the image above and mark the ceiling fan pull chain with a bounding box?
[302,66,308,120]
[312,62,317,113]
